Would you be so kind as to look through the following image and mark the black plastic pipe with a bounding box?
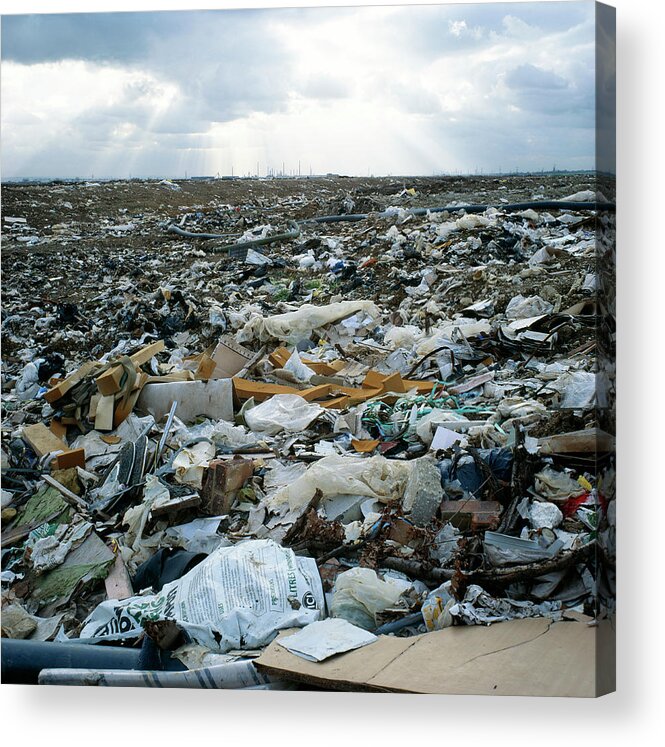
[1,639,153,685]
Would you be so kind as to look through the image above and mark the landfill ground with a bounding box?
[1,174,615,694]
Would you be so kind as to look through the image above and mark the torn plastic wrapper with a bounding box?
[268,454,413,512]
[244,394,323,435]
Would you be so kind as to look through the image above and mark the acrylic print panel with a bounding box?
[0,1,615,696]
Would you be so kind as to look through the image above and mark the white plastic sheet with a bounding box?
[237,300,380,343]
[244,394,323,435]
[268,454,413,511]
[330,567,411,630]
[505,294,554,319]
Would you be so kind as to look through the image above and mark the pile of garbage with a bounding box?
[1,175,615,690]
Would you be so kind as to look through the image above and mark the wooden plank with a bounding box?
[44,361,97,404]
[94,340,165,396]
[320,395,350,410]
[232,377,302,401]
[88,393,100,419]
[540,428,615,454]
[129,339,165,365]
[42,473,88,509]
[298,384,334,402]
[195,354,217,380]
[53,449,85,470]
[49,419,68,440]
[380,372,407,394]
[95,365,126,396]
[94,394,115,432]
[22,424,85,470]
[23,423,69,457]
[112,373,148,428]
[268,346,291,368]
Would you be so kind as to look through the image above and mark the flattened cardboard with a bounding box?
[256,618,611,697]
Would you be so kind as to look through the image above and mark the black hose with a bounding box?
[166,221,301,256]
[374,611,424,635]
[167,225,241,240]
[1,638,188,685]
[1,639,143,685]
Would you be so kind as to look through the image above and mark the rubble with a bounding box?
[1,174,614,694]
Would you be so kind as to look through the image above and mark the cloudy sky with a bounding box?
[1,1,598,178]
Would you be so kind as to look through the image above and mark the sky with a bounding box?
[1,1,599,179]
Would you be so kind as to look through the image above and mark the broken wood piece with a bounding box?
[268,346,292,369]
[112,374,149,428]
[150,493,202,519]
[195,354,217,380]
[95,365,127,396]
[44,361,97,404]
[88,393,101,420]
[320,395,351,409]
[232,377,303,401]
[539,428,615,455]
[94,340,165,396]
[94,394,115,432]
[104,554,134,600]
[22,423,86,470]
[49,420,68,440]
[42,473,88,509]
[200,457,254,515]
[144,371,195,384]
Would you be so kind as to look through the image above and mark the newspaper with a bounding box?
[79,540,324,652]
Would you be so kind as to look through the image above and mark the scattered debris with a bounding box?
[1,174,614,695]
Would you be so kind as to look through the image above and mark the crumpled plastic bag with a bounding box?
[282,350,315,383]
[505,294,554,319]
[237,300,380,344]
[244,394,323,435]
[550,371,596,409]
[384,325,424,349]
[330,567,412,630]
[173,441,215,488]
[528,500,563,529]
[14,361,42,400]
[268,454,413,511]
[535,466,585,503]
[421,581,455,631]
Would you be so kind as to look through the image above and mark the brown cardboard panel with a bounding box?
[256,619,601,697]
